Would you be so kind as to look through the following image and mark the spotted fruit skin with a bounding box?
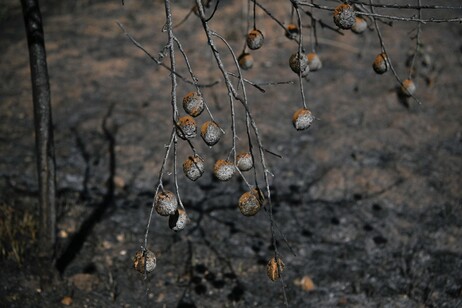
[236,152,253,172]
[246,29,264,50]
[213,159,235,181]
[155,190,178,216]
[183,92,204,117]
[289,52,309,76]
[238,190,262,216]
[176,115,197,139]
[292,108,314,131]
[333,4,356,30]
[201,120,222,146]
[183,155,205,181]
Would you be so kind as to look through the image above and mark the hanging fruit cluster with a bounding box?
[129,0,434,286]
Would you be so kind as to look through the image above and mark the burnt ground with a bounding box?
[0,1,461,307]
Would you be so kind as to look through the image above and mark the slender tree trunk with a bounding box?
[21,0,56,260]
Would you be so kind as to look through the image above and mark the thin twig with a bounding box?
[117,21,219,88]
[173,36,220,126]
[173,135,186,211]
[196,3,290,305]
[369,0,422,105]
[295,0,461,23]
[303,9,343,36]
[358,10,461,23]
[144,129,176,258]
[294,5,307,110]
[309,1,316,52]
[349,1,462,10]
[408,0,422,79]
[250,0,299,43]
[227,72,296,93]
[164,0,179,121]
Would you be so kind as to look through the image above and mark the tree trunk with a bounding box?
[21,0,56,261]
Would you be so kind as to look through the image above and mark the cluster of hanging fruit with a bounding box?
[134,90,264,273]
[333,3,416,97]
[237,23,318,132]
[133,1,418,282]
[155,90,267,230]
[176,91,221,144]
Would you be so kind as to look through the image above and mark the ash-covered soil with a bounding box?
[0,1,461,307]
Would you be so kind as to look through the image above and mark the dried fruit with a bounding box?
[238,189,262,216]
[154,190,178,216]
[294,276,315,291]
[289,52,309,76]
[238,52,254,70]
[183,155,205,181]
[292,108,314,131]
[351,16,367,34]
[213,159,235,181]
[61,296,73,306]
[246,29,264,50]
[169,208,189,232]
[400,79,416,96]
[176,115,197,139]
[285,23,299,39]
[133,249,157,273]
[307,52,322,71]
[201,120,222,146]
[183,92,204,117]
[236,152,253,171]
[333,4,356,30]
[267,257,285,281]
[373,52,389,74]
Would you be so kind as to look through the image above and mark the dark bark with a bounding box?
[21,0,56,260]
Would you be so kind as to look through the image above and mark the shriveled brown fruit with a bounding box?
[238,189,262,216]
[154,190,178,216]
[267,257,285,281]
[176,115,197,139]
[292,108,314,131]
[236,152,253,172]
[133,249,157,274]
[333,4,356,30]
[246,29,264,50]
[169,208,189,232]
[201,120,222,146]
[183,154,205,181]
[213,159,235,181]
[183,92,204,117]
[289,52,309,76]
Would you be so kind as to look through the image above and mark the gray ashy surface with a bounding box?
[0,1,461,307]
